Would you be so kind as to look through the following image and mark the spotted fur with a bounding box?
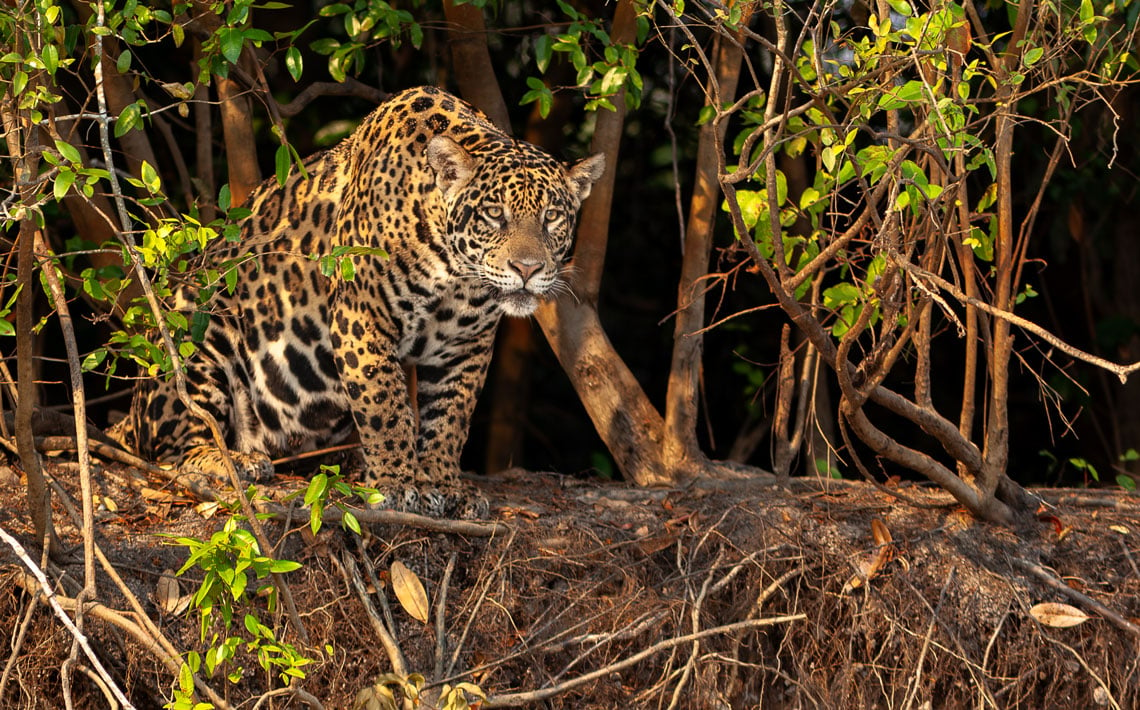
[115,86,605,517]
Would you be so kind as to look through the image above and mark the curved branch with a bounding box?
[898,260,1140,384]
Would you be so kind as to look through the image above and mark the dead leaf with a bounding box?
[196,501,220,519]
[871,518,892,545]
[101,496,118,512]
[141,487,175,502]
[844,518,896,593]
[1110,525,1130,535]
[1038,514,1065,536]
[1029,602,1090,628]
[390,561,430,624]
[637,532,679,555]
[154,569,191,615]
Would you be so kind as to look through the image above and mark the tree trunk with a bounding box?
[442,0,511,131]
[663,23,749,470]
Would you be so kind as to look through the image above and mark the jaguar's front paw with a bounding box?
[367,480,488,519]
[179,445,275,484]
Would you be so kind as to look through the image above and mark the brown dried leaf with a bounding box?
[637,532,679,555]
[390,561,430,624]
[871,518,892,545]
[154,569,190,615]
[1029,602,1090,628]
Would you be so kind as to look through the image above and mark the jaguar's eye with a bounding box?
[482,205,504,221]
[545,208,565,224]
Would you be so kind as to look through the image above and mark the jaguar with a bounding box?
[115,86,605,517]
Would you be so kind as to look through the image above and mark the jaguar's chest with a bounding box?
[388,276,498,366]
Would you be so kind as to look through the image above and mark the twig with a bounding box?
[75,664,119,710]
[434,552,457,680]
[753,565,806,613]
[354,537,401,654]
[897,260,1140,384]
[979,610,1009,710]
[484,614,806,707]
[0,582,40,698]
[43,477,231,708]
[1042,637,1122,710]
[251,685,324,710]
[277,79,386,117]
[340,549,407,677]
[270,443,360,467]
[0,525,135,709]
[902,568,956,710]
[447,528,516,677]
[1013,557,1140,639]
[538,610,670,655]
[666,548,724,710]
[89,1,308,647]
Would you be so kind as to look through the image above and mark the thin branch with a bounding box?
[898,260,1140,383]
[277,78,386,117]
[0,526,135,709]
[484,614,806,707]
[340,550,408,677]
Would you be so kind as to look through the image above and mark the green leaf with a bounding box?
[218,27,243,64]
[54,139,81,165]
[887,0,912,16]
[53,169,76,200]
[339,257,355,281]
[140,160,161,193]
[43,44,59,75]
[304,472,328,506]
[81,348,107,370]
[1079,0,1094,23]
[1023,46,1044,67]
[116,49,132,74]
[823,282,860,309]
[268,559,302,573]
[696,104,716,126]
[799,186,821,210]
[285,46,303,81]
[1117,475,1137,491]
[275,143,290,185]
[12,70,27,97]
[114,102,142,138]
[535,33,553,73]
[342,511,361,534]
[878,80,925,111]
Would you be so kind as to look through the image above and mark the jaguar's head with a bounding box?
[427,135,605,317]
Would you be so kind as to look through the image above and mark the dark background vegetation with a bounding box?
[32,0,1137,489]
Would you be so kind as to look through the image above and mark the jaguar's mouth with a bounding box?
[499,289,539,317]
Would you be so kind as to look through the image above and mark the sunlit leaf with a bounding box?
[1029,602,1090,628]
[390,561,430,623]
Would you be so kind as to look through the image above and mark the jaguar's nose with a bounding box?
[508,259,543,283]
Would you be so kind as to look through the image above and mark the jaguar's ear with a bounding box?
[567,153,606,203]
[426,135,475,198]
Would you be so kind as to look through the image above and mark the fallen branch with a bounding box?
[264,502,510,537]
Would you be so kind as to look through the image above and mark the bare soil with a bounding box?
[0,459,1138,709]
